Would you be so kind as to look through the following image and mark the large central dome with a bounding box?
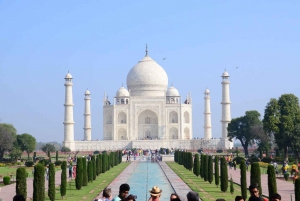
[127,55,168,96]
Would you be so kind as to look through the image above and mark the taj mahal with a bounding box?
[63,48,233,151]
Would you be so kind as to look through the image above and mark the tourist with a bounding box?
[248,184,263,201]
[13,195,25,201]
[170,193,180,201]
[121,194,136,201]
[69,165,72,178]
[186,191,199,201]
[291,162,297,176]
[94,187,112,201]
[112,183,130,201]
[235,196,244,201]
[270,193,281,201]
[148,186,162,201]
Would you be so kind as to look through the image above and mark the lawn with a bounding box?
[45,162,129,201]
[167,162,250,201]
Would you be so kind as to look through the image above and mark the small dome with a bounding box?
[85,89,90,95]
[116,87,129,97]
[222,71,229,77]
[65,72,72,79]
[204,88,210,94]
[166,86,180,96]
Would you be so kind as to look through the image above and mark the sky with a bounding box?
[0,1,300,143]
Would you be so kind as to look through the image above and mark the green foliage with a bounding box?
[220,157,228,192]
[25,161,34,167]
[87,160,93,182]
[41,143,56,154]
[193,154,200,176]
[60,161,67,198]
[48,163,55,201]
[61,146,71,153]
[18,133,36,160]
[284,172,289,181]
[214,156,219,187]
[3,176,10,185]
[230,177,234,194]
[208,155,213,184]
[250,162,262,194]
[16,167,27,199]
[261,157,272,163]
[233,156,245,165]
[240,161,247,199]
[188,152,193,171]
[295,178,300,201]
[204,155,208,181]
[39,159,50,166]
[99,154,103,174]
[33,163,45,201]
[93,151,100,154]
[92,155,96,180]
[82,158,88,186]
[200,154,204,178]
[75,158,83,190]
[267,165,277,198]
[55,151,58,162]
[96,155,100,176]
[0,123,17,161]
[54,160,63,166]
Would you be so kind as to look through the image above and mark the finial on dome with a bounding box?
[145,44,148,56]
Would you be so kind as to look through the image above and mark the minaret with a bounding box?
[84,89,92,141]
[204,88,212,139]
[63,72,75,150]
[221,70,231,145]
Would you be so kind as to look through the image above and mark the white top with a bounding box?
[85,89,90,95]
[221,71,229,77]
[116,86,129,97]
[166,86,180,96]
[65,72,73,79]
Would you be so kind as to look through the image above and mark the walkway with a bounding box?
[228,167,294,200]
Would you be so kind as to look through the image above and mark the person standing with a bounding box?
[112,183,130,201]
[270,193,281,201]
[95,187,112,201]
[248,184,263,201]
[148,186,162,201]
[186,191,199,201]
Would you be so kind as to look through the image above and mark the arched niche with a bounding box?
[118,112,127,124]
[184,111,190,123]
[169,111,178,123]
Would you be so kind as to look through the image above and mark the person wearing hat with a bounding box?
[148,186,162,201]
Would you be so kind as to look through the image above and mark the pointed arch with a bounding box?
[169,111,178,123]
[184,111,190,123]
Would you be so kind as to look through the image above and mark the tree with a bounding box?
[41,143,56,154]
[33,163,45,201]
[60,161,67,199]
[87,160,93,182]
[208,155,213,184]
[99,154,102,174]
[228,110,262,156]
[230,177,234,194]
[251,125,271,157]
[55,151,58,162]
[193,154,200,176]
[18,133,36,160]
[204,155,208,181]
[0,123,17,160]
[295,177,300,201]
[82,158,88,186]
[267,165,277,198]
[75,158,83,190]
[200,154,204,178]
[250,162,262,194]
[220,157,228,192]
[263,94,300,161]
[48,163,55,201]
[61,146,71,153]
[214,156,219,187]
[16,167,27,199]
[240,160,247,199]
[92,155,96,180]
[96,155,100,176]
[188,152,193,171]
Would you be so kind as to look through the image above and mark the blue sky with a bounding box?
[0,1,299,142]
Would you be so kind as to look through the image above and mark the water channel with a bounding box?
[127,160,174,201]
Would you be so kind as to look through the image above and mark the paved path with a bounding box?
[227,167,294,200]
[0,169,71,201]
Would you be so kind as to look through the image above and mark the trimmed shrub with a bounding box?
[188,152,193,171]
[249,155,260,163]
[48,163,55,201]
[75,158,83,190]
[250,162,262,194]
[193,154,200,176]
[204,155,208,181]
[60,161,67,198]
[208,155,213,184]
[54,160,63,166]
[25,161,34,167]
[262,157,272,163]
[284,172,289,181]
[267,165,277,198]
[96,156,100,176]
[39,159,50,166]
[230,177,234,194]
[33,163,45,201]
[87,161,93,182]
[240,160,247,199]
[82,158,88,186]
[99,154,103,174]
[295,178,300,201]
[16,167,27,199]
[3,176,10,185]
[233,156,245,165]
[92,156,96,180]
[220,157,228,192]
[200,154,204,178]
[214,156,219,187]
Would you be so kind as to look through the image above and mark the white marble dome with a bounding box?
[166,86,180,96]
[85,89,90,95]
[116,86,129,97]
[222,71,229,77]
[204,88,210,94]
[127,55,168,96]
[65,72,72,79]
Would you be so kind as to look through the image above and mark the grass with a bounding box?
[44,162,129,201]
[166,162,250,201]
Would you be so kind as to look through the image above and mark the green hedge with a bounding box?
[33,163,45,201]
[3,176,10,185]
[60,161,67,198]
[220,157,228,192]
[75,158,83,190]
[16,167,27,199]
[48,163,55,201]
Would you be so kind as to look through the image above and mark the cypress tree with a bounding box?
[230,177,234,194]
[96,155,99,176]
[87,160,93,182]
[60,161,67,199]
[240,160,247,199]
[99,154,102,174]
[48,163,55,201]
[75,158,83,190]
[55,151,58,162]
[82,158,88,186]
[33,163,45,201]
[91,155,96,180]
[208,155,213,184]
[250,162,262,194]
[220,157,228,192]
[193,154,200,176]
[214,156,219,187]
[102,154,106,173]
[200,154,204,178]
[16,167,27,199]
[119,150,122,164]
[204,155,208,181]
[267,165,277,198]
[188,152,193,171]
[295,177,300,201]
